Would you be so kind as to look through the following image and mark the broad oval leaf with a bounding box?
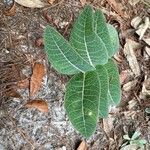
[94,10,114,58]
[107,24,120,55]
[44,26,95,75]
[65,72,100,137]
[70,6,108,66]
[104,59,121,105]
[95,65,109,118]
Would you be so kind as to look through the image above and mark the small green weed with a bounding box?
[121,131,147,149]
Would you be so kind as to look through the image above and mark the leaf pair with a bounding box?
[44,6,119,75]
[44,5,121,138]
[65,59,121,137]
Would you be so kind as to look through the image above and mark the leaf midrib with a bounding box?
[83,15,94,67]
[96,72,101,117]
[81,73,87,135]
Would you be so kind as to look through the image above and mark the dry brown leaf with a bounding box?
[30,63,45,97]
[15,0,46,8]
[123,39,141,77]
[25,99,49,112]
[80,0,86,6]
[77,141,88,150]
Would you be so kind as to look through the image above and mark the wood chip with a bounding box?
[30,63,45,97]
[131,16,142,29]
[114,53,123,63]
[145,46,150,56]
[141,78,150,96]
[136,17,150,40]
[140,77,150,99]
[77,141,88,150]
[25,99,49,113]
[129,0,140,5]
[123,80,137,92]
[123,39,141,77]
[128,99,138,110]
[143,38,150,46]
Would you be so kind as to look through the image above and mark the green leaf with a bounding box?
[70,6,108,66]
[94,10,114,58]
[44,26,95,75]
[64,71,100,137]
[131,131,141,140]
[95,65,109,118]
[130,139,147,148]
[137,139,147,145]
[145,107,150,114]
[107,24,120,55]
[104,59,121,105]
